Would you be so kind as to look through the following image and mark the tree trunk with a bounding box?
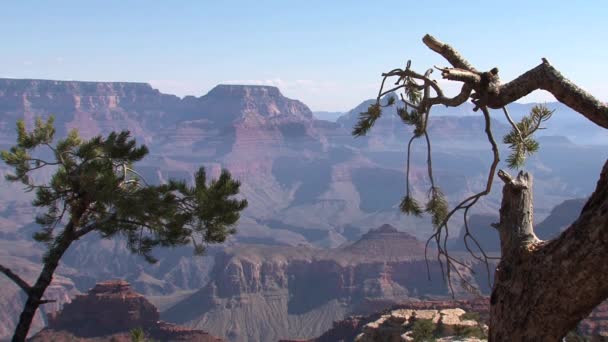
[11,223,75,342]
[489,160,608,341]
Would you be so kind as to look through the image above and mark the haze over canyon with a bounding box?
[0,78,606,341]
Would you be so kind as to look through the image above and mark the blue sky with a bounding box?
[1,1,607,111]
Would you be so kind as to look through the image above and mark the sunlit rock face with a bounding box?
[0,78,186,146]
[312,298,608,341]
[163,224,495,342]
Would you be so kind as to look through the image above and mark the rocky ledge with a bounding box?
[312,298,608,341]
[355,307,487,342]
[31,280,223,341]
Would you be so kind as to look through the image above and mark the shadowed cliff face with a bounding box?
[162,224,494,342]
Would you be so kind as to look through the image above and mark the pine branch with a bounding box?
[0,264,32,295]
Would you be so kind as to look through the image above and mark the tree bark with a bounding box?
[489,160,608,341]
[11,222,76,342]
[417,34,608,341]
[421,34,608,129]
[393,34,608,341]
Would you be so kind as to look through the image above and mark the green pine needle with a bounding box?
[353,103,382,137]
[400,195,423,216]
[1,116,248,266]
[503,104,552,169]
[426,187,448,229]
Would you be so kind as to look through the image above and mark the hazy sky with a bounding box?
[1,1,607,111]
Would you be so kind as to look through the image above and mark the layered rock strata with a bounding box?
[32,280,223,341]
[164,225,495,342]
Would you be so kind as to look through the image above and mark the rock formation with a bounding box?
[163,225,494,342]
[1,78,606,341]
[0,78,186,147]
[312,298,608,341]
[355,307,487,342]
[31,279,223,341]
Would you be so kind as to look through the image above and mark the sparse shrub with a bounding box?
[410,319,436,342]
[130,327,145,342]
[564,330,591,342]
[460,311,481,322]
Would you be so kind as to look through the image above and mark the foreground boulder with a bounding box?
[30,280,223,341]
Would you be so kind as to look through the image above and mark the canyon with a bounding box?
[162,224,496,341]
[0,78,606,341]
[31,279,222,341]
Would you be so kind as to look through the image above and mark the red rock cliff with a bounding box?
[163,225,494,342]
[32,279,223,341]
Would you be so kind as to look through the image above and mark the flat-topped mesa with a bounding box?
[200,84,314,123]
[0,78,160,97]
[0,78,186,144]
[207,84,283,98]
[0,78,181,114]
[88,279,138,296]
[37,279,223,341]
[46,279,159,336]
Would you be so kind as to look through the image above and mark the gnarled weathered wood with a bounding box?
[395,35,608,340]
[422,34,608,129]
[490,160,608,341]
[495,170,540,258]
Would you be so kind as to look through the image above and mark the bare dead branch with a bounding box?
[423,34,608,129]
[437,67,481,84]
[422,34,478,72]
[429,83,474,108]
[423,105,500,295]
[0,264,32,295]
[405,136,416,196]
[497,169,513,184]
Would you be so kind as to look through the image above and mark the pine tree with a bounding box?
[0,117,247,342]
[355,34,608,340]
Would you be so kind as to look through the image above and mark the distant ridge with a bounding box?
[208,83,283,96]
[0,78,161,96]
